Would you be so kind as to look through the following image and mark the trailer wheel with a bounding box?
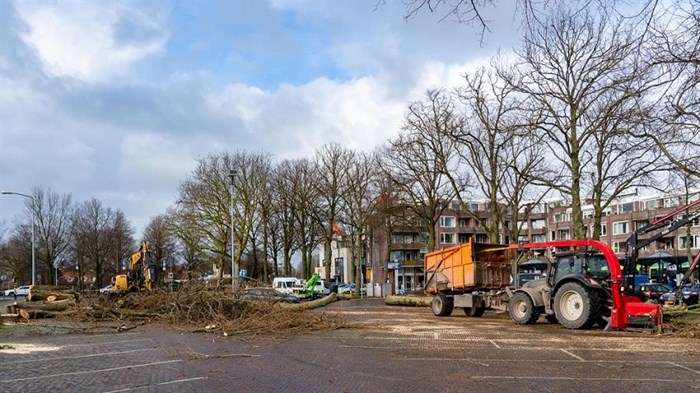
[431,293,453,317]
[554,282,600,329]
[509,292,539,324]
[464,307,485,317]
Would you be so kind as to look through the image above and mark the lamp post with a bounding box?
[229,169,237,289]
[1,191,36,286]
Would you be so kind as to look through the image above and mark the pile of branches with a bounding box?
[72,283,344,336]
[664,304,700,338]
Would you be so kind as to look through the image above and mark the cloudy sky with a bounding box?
[0,0,521,237]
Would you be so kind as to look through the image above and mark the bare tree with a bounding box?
[449,65,547,242]
[639,0,700,179]
[72,199,119,288]
[31,187,74,285]
[167,206,208,278]
[312,143,354,283]
[340,151,381,294]
[175,151,271,285]
[500,4,665,239]
[380,89,468,251]
[270,160,301,276]
[107,210,135,280]
[288,158,323,279]
[143,213,176,275]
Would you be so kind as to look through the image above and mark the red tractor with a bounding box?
[508,239,661,329]
[508,199,700,330]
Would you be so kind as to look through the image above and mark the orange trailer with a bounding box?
[424,239,514,317]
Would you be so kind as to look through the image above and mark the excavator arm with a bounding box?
[624,199,700,293]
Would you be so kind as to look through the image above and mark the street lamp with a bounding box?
[1,191,36,286]
[229,169,237,289]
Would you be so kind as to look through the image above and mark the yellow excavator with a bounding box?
[113,241,159,292]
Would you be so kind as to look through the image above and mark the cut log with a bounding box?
[18,308,30,320]
[17,302,70,312]
[27,286,79,303]
[384,295,432,307]
[283,293,339,310]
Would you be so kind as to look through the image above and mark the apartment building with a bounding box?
[323,190,699,296]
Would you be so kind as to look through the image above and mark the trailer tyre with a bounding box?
[509,292,539,324]
[554,282,600,329]
[431,293,453,317]
[464,307,485,317]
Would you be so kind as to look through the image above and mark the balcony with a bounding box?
[390,242,424,250]
[399,259,423,268]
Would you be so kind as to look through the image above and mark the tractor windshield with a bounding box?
[584,254,611,281]
[553,253,611,283]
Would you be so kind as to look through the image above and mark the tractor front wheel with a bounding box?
[509,292,539,324]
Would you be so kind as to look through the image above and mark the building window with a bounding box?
[517,235,528,243]
[558,229,571,240]
[516,220,528,230]
[618,202,633,214]
[531,219,546,229]
[550,230,556,241]
[613,221,629,235]
[583,210,594,219]
[634,220,649,231]
[600,223,607,236]
[440,233,455,244]
[532,234,546,243]
[645,199,660,210]
[476,234,488,243]
[679,235,700,249]
[458,218,469,227]
[613,241,627,253]
[440,216,456,228]
[656,237,674,250]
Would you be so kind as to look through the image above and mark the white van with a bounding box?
[272,277,303,295]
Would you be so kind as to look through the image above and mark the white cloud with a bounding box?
[14,0,168,82]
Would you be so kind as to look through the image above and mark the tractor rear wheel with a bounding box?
[431,293,454,317]
[509,292,539,324]
[553,282,601,329]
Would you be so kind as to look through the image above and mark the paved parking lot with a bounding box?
[1,299,699,392]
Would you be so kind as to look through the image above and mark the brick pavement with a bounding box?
[0,300,698,393]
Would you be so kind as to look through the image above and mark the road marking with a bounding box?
[560,349,585,361]
[0,348,157,365]
[61,338,153,348]
[468,375,697,383]
[0,359,183,383]
[489,340,501,349]
[103,377,207,392]
[669,362,700,375]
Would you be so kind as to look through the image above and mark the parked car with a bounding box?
[661,283,700,306]
[240,287,300,303]
[4,286,31,298]
[99,285,115,294]
[337,283,366,296]
[638,283,673,302]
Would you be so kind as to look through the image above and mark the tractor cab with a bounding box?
[549,251,611,289]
